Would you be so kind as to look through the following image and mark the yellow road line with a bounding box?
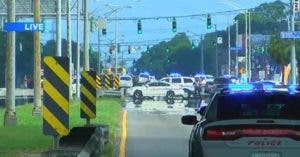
[119,110,128,157]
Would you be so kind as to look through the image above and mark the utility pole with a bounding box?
[84,0,90,71]
[56,0,62,56]
[291,0,297,84]
[245,10,248,82]
[4,0,16,126]
[115,11,119,75]
[33,0,42,115]
[248,11,252,82]
[235,20,239,76]
[228,26,231,75]
[83,0,90,125]
[215,24,218,77]
[67,0,72,99]
[201,35,204,73]
[76,0,80,99]
[98,27,101,74]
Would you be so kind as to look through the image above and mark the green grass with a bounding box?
[0,97,122,157]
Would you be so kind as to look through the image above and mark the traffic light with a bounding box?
[192,42,195,49]
[109,46,113,54]
[117,43,120,53]
[102,28,107,35]
[137,20,142,34]
[172,17,177,33]
[207,14,212,29]
[295,0,299,12]
[128,45,131,54]
[166,47,170,53]
[90,17,95,32]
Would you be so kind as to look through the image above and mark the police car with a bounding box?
[127,81,186,100]
[182,84,300,157]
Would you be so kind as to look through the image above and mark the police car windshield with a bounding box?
[121,77,131,81]
[140,74,149,78]
[217,94,300,120]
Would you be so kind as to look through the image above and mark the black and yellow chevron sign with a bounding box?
[80,71,97,119]
[114,75,120,89]
[105,74,110,89]
[96,75,101,89]
[43,56,70,136]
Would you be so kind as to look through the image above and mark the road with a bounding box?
[124,100,196,157]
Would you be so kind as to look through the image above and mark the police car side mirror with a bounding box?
[181,115,198,125]
[199,106,207,116]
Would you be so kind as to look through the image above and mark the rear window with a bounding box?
[214,78,231,84]
[172,78,181,83]
[121,77,131,81]
[184,78,193,83]
[216,94,300,120]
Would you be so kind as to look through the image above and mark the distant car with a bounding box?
[194,74,214,85]
[127,81,186,100]
[120,75,133,88]
[138,73,150,84]
[160,76,195,94]
[182,84,300,157]
[210,77,233,93]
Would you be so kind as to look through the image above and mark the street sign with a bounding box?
[217,37,223,44]
[4,22,45,32]
[280,31,300,39]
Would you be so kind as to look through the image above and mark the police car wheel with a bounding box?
[166,90,175,99]
[133,90,143,99]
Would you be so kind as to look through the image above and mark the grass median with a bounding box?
[0,97,122,157]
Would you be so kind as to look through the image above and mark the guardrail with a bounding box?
[0,88,35,99]
[0,88,124,99]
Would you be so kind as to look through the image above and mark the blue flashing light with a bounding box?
[170,73,181,77]
[262,84,274,90]
[228,84,254,91]
[288,85,298,93]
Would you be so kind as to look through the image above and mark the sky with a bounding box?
[39,0,290,66]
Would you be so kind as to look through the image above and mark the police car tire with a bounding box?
[166,98,175,104]
[133,97,143,105]
[133,90,143,99]
[166,90,175,99]
[183,89,191,98]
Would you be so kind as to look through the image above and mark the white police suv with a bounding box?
[182,84,300,157]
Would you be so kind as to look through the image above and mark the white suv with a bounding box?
[160,76,195,93]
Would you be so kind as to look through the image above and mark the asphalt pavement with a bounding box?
[124,100,195,157]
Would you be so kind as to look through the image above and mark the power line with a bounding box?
[106,8,252,21]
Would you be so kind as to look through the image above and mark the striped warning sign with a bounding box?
[43,56,70,136]
[105,74,110,89]
[114,75,120,89]
[80,71,97,119]
[96,75,101,89]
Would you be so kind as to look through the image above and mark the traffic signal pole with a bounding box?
[76,0,80,99]
[67,0,72,99]
[33,0,42,115]
[56,0,62,56]
[291,0,297,84]
[4,0,17,127]
[228,26,231,75]
[84,0,90,71]
[235,20,239,76]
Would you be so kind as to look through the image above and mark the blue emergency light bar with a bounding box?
[228,84,254,91]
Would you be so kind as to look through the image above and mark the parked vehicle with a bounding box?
[120,75,133,88]
[127,81,186,100]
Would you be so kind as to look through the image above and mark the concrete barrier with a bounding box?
[41,125,109,157]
